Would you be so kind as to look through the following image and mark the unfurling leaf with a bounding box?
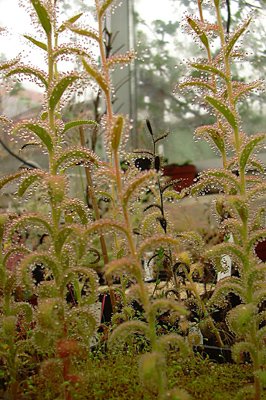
[49,75,80,112]
[111,115,124,151]
[105,257,141,280]
[23,35,47,51]
[30,0,52,35]
[150,299,187,319]
[108,320,149,346]
[227,304,257,335]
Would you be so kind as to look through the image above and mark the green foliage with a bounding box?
[0,1,265,399]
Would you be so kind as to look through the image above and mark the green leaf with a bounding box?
[17,170,44,197]
[86,219,128,238]
[82,58,109,93]
[187,17,209,50]
[0,58,19,71]
[122,170,156,206]
[30,0,51,35]
[210,277,246,305]
[191,62,228,82]
[105,257,141,279]
[179,80,216,93]
[108,320,149,346]
[63,199,89,224]
[225,18,251,59]
[19,252,59,286]
[7,215,53,241]
[195,126,225,155]
[58,12,83,33]
[205,96,238,130]
[53,46,90,60]
[49,75,79,113]
[139,235,181,257]
[99,0,115,18]
[23,35,47,51]
[6,66,48,88]
[55,147,99,172]
[13,123,53,152]
[239,134,266,173]
[66,25,99,42]
[0,171,26,191]
[62,119,97,134]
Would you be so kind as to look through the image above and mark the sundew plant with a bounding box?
[0,0,265,400]
[179,0,266,398]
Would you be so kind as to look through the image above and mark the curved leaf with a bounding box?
[7,214,53,241]
[55,147,99,172]
[0,170,26,191]
[105,257,141,280]
[122,170,156,206]
[187,17,209,50]
[53,46,90,60]
[86,219,128,238]
[195,125,225,155]
[13,123,53,152]
[49,75,80,112]
[205,96,238,130]
[179,79,216,93]
[150,299,187,318]
[82,58,109,93]
[62,119,97,134]
[191,62,228,82]
[225,18,251,59]
[62,199,89,225]
[108,320,149,346]
[57,12,83,33]
[157,333,190,355]
[239,134,266,173]
[139,235,180,257]
[30,0,51,35]
[99,0,115,18]
[66,25,99,42]
[209,277,246,306]
[6,66,48,88]
[19,252,59,286]
[0,58,19,71]
[23,35,47,51]
[17,170,45,197]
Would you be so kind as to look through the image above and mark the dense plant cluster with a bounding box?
[0,1,265,399]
